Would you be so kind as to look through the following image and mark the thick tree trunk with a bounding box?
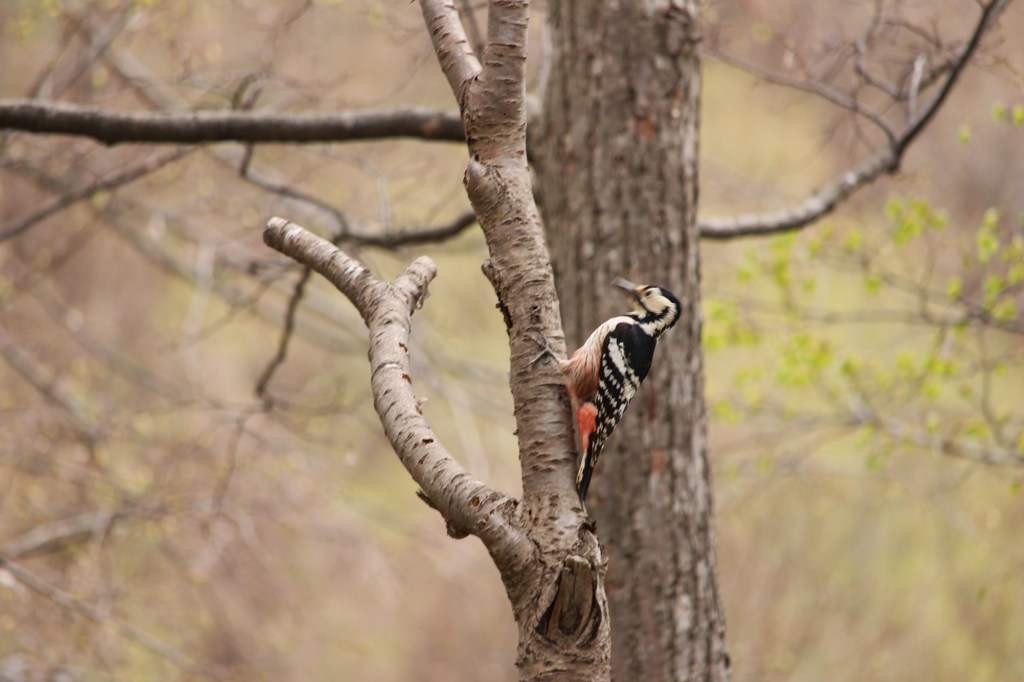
[537,2,730,680]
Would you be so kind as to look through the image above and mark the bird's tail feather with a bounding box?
[576,444,598,502]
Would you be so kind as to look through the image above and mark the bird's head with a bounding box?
[614,278,682,335]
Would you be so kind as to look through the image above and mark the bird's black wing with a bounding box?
[576,321,657,501]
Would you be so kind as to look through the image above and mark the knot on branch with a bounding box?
[463,154,501,212]
[416,489,470,539]
[481,260,513,332]
[395,255,438,315]
[537,555,603,647]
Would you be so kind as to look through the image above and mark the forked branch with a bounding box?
[420,0,577,507]
[262,217,529,570]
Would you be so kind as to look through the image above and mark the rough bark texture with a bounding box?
[267,2,615,677]
[537,2,730,680]
[422,2,613,679]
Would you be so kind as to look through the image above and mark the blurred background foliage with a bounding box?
[0,0,1022,680]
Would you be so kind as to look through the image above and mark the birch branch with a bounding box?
[420,0,578,509]
[262,217,529,567]
[420,0,482,109]
[699,0,1008,239]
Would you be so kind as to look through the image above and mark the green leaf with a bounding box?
[840,354,863,377]
[772,258,791,288]
[946,276,962,301]
[924,355,957,377]
[983,273,1004,299]
[977,223,999,264]
[843,229,862,252]
[885,197,903,220]
[865,451,885,471]
[983,207,1001,229]
[991,101,1008,121]
[991,298,1017,322]
[1013,104,1024,127]
[1008,263,1024,286]
[863,272,882,295]
[736,260,760,282]
[896,350,916,376]
[712,398,741,424]
[855,424,876,446]
[957,123,971,144]
[963,417,988,438]
[91,190,110,210]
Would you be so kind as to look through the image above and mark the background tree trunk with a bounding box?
[537,2,730,680]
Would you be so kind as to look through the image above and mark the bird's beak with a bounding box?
[613,278,644,301]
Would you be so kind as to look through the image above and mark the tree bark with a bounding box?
[267,2,618,677]
[537,2,730,680]
[0,99,463,146]
[420,2,615,678]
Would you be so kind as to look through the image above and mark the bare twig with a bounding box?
[847,396,1024,466]
[0,326,101,441]
[0,147,194,243]
[212,412,258,512]
[33,7,130,100]
[0,99,465,146]
[240,158,478,247]
[255,267,312,401]
[706,48,897,143]
[346,210,478,248]
[2,158,367,358]
[0,554,221,678]
[0,510,129,559]
[700,0,1008,239]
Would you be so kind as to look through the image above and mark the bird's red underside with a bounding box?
[577,401,597,454]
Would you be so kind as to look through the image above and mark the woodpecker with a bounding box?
[559,279,681,502]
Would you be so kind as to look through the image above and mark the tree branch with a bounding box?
[0,554,220,678]
[699,150,896,239]
[0,99,464,146]
[254,266,312,403]
[0,147,194,243]
[262,217,529,567]
[0,510,128,559]
[0,325,101,442]
[706,47,897,144]
[847,397,1024,466]
[349,209,478,248]
[699,0,1008,240]
[420,0,482,109]
[421,0,577,509]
